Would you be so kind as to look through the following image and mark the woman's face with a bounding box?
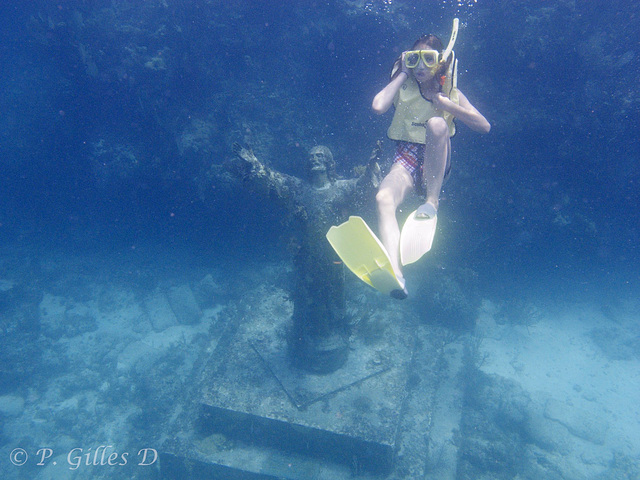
[412,64,434,84]
[409,45,438,84]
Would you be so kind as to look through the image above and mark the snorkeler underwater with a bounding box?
[0,1,638,479]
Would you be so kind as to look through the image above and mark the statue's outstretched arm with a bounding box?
[335,141,383,211]
[358,140,383,189]
[231,143,301,201]
[349,140,383,193]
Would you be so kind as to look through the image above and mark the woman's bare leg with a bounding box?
[421,117,451,213]
[376,163,414,286]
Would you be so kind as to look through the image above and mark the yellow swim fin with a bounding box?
[326,216,403,295]
[400,211,438,266]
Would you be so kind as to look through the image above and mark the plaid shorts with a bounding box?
[393,142,425,178]
[393,141,451,183]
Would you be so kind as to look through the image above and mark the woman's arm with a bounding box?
[372,72,407,114]
[432,89,491,133]
[372,55,408,114]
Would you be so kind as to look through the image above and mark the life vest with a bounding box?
[387,54,459,144]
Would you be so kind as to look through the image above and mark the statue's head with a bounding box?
[307,145,336,187]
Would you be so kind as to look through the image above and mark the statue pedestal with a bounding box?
[288,330,349,375]
[161,299,415,478]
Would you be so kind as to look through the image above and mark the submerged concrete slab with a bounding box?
[251,326,391,409]
[159,284,457,479]
[161,438,379,480]
[197,324,411,474]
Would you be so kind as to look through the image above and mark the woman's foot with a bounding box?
[415,202,437,219]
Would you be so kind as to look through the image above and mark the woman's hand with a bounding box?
[431,93,450,110]
[372,56,409,114]
[400,52,410,76]
[438,90,491,133]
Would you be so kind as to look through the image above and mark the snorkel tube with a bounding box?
[441,18,459,64]
[441,19,459,98]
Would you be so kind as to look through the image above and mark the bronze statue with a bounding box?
[224,142,381,373]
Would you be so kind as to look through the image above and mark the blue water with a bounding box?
[1,1,638,479]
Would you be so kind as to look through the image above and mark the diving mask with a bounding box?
[404,50,440,69]
[404,18,459,71]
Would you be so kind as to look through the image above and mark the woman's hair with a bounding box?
[391,34,452,91]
